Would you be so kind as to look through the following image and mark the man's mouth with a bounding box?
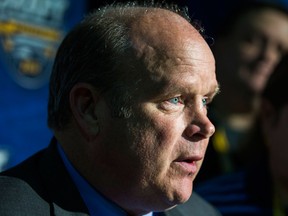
[173,156,202,175]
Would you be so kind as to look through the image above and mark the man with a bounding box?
[0,2,220,215]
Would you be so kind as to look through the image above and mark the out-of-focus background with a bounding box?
[0,0,287,172]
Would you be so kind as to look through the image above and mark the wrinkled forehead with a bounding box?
[120,8,215,96]
[127,12,215,94]
[128,8,210,72]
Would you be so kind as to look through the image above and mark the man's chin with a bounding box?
[169,187,193,206]
[160,191,193,213]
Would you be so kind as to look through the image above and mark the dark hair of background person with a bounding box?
[214,0,288,38]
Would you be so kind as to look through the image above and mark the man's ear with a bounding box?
[69,83,100,140]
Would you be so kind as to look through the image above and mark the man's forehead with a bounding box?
[129,8,199,53]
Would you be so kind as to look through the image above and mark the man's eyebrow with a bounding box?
[152,81,221,100]
[211,83,221,98]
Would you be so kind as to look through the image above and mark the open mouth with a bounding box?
[174,159,197,175]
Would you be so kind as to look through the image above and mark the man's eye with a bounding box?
[159,97,184,111]
[202,98,208,107]
[168,97,182,105]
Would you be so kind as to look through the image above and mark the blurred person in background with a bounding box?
[196,0,288,183]
[195,53,288,216]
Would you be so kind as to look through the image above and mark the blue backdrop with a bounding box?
[0,0,87,171]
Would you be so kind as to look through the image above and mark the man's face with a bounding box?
[95,13,218,213]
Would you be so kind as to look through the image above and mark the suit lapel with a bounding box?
[39,138,89,216]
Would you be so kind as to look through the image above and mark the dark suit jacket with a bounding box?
[0,138,221,216]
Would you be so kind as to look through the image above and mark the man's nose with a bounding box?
[184,114,215,141]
